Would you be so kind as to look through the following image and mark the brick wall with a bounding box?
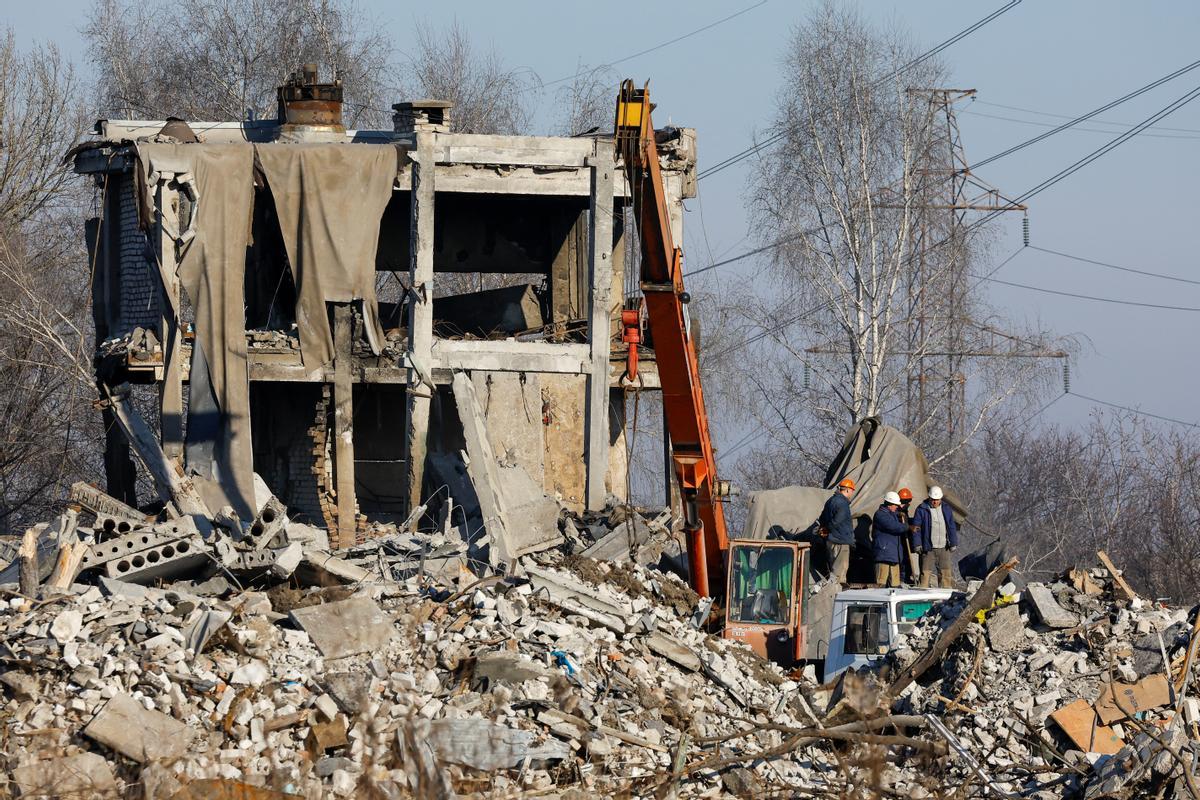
[114,174,160,334]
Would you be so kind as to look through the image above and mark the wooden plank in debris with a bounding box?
[536,707,668,753]
[1096,550,1138,602]
[18,529,39,597]
[46,542,88,591]
[1094,674,1172,724]
[1049,699,1124,755]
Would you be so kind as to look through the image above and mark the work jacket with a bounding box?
[912,500,960,552]
[819,492,854,545]
[871,505,908,564]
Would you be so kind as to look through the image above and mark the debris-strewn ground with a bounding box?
[2,483,1198,798]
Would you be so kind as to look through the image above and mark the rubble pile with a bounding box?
[0,504,821,799]
[861,559,1200,798]
[6,471,1200,797]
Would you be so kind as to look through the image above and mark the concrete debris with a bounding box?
[867,555,1200,798]
[1025,581,1079,629]
[289,596,397,660]
[9,439,1197,798]
[83,692,193,763]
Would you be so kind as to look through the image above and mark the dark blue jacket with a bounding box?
[912,500,959,552]
[819,492,854,545]
[872,505,908,564]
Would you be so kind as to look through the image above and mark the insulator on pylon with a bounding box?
[1022,215,1030,247]
[803,361,811,391]
[1062,360,1070,394]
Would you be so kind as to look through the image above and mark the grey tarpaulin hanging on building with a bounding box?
[256,144,398,372]
[135,143,257,521]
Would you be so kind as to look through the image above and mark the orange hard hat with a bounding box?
[898,488,913,501]
[838,478,855,490]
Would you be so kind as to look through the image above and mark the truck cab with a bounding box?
[821,587,954,681]
[722,539,811,665]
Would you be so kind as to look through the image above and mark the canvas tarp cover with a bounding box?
[256,144,398,371]
[135,143,256,519]
[743,418,966,539]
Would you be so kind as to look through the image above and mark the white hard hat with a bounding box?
[929,486,944,500]
[884,491,901,505]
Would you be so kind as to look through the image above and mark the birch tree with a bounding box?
[713,2,1059,478]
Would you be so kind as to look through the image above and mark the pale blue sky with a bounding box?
[9,0,1200,435]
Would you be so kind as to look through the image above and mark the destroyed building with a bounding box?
[72,65,696,549]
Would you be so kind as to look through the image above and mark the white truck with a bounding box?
[820,587,954,681]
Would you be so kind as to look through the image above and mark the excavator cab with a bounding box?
[722,540,810,665]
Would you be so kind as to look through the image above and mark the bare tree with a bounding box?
[0,33,96,533]
[552,63,615,137]
[0,34,84,224]
[84,0,395,127]
[705,3,1061,493]
[401,20,529,135]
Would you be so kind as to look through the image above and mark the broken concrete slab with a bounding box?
[471,652,552,689]
[423,717,569,770]
[83,692,192,763]
[524,564,633,633]
[986,604,1024,652]
[12,751,117,798]
[1024,582,1078,629]
[451,372,560,569]
[289,596,397,659]
[298,550,371,585]
[646,631,702,672]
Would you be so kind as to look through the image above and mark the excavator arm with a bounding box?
[614,80,729,597]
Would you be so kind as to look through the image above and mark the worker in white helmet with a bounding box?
[871,491,908,588]
[913,485,959,588]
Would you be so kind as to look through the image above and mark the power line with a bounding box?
[975,98,1200,135]
[1067,390,1200,429]
[973,57,1200,169]
[1029,245,1200,286]
[687,63,1200,282]
[962,108,1200,141]
[981,275,1200,311]
[535,1,768,91]
[964,80,1200,243]
[695,0,1023,182]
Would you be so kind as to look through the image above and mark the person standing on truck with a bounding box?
[896,487,918,583]
[819,478,856,585]
[913,485,958,588]
[872,492,908,588]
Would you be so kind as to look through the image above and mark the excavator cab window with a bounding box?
[728,545,794,625]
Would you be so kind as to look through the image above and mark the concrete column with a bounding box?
[332,304,357,548]
[156,182,184,459]
[404,132,436,512]
[584,147,614,511]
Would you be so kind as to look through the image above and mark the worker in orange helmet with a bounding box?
[896,487,919,583]
[819,477,856,585]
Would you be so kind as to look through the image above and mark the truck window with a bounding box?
[728,545,794,625]
[844,604,887,654]
[896,600,937,636]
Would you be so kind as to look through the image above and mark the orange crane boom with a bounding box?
[615,80,729,597]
